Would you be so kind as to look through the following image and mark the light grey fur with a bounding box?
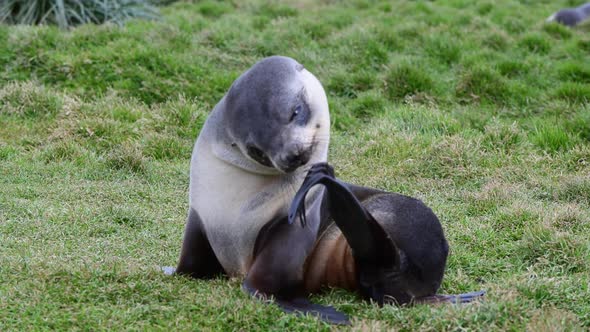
[188,56,330,276]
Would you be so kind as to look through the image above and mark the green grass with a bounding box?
[1,0,589,330]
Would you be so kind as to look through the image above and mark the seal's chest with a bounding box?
[207,203,285,276]
[193,178,293,276]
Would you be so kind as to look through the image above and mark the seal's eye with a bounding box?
[290,105,302,122]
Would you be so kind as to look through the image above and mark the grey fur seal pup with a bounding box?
[547,3,590,26]
[170,56,483,324]
[173,56,345,322]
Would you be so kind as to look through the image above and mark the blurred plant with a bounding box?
[149,0,177,4]
[0,0,158,28]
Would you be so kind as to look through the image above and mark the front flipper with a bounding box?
[176,208,225,279]
[276,298,350,325]
[243,282,350,325]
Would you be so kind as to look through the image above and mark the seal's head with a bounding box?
[222,56,330,174]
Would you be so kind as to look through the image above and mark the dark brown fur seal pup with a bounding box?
[290,163,484,308]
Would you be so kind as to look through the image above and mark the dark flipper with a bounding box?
[243,282,350,325]
[275,298,350,325]
[176,208,225,279]
[289,163,402,305]
[288,164,395,260]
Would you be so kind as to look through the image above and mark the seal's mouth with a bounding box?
[246,145,273,168]
[246,142,316,173]
[279,149,312,173]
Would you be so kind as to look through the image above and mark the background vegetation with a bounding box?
[0,0,157,28]
[1,0,589,330]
